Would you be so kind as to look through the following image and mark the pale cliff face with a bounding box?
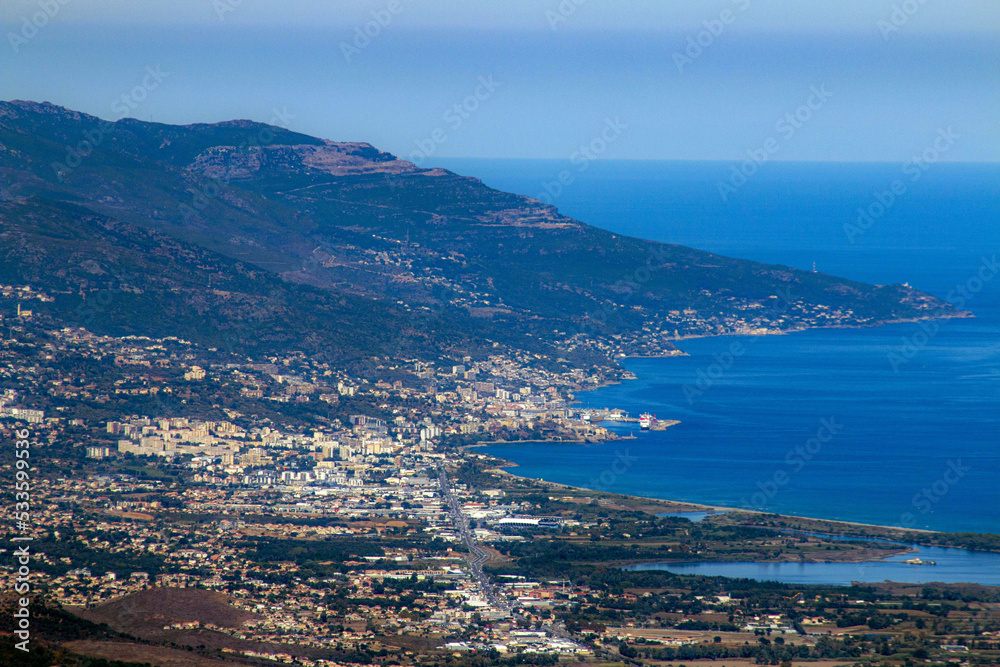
[186,142,422,180]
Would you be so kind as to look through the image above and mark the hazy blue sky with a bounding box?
[3,0,997,161]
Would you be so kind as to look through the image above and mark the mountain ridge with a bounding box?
[0,100,970,366]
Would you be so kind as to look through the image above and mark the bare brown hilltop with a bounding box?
[0,100,970,365]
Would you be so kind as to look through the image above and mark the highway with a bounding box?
[437,464,512,614]
[437,465,617,659]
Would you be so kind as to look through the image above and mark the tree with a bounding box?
[618,641,638,658]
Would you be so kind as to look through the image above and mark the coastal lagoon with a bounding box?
[436,159,1000,536]
[625,544,1000,586]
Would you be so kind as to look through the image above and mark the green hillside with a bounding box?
[0,100,966,363]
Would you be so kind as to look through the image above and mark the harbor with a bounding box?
[579,409,680,431]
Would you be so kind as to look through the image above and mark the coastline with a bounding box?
[490,464,938,536]
[658,309,975,346]
[544,311,990,539]
[461,418,677,448]
[472,465,960,567]
[463,309,990,542]
[462,435,634,448]
[580,309,976,395]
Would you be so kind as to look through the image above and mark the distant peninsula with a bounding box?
[0,100,970,369]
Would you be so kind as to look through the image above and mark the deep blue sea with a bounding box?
[433,158,1000,536]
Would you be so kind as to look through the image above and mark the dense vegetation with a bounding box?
[0,100,962,365]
